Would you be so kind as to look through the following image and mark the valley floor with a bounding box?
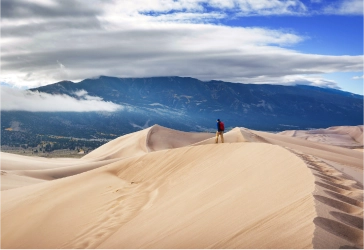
[1,147,85,158]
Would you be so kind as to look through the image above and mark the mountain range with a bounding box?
[33,76,364,130]
[1,76,363,143]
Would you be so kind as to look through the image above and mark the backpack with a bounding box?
[219,121,225,131]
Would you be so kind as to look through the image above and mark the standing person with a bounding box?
[215,119,225,143]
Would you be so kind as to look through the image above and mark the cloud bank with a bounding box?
[1,0,362,90]
[1,87,122,112]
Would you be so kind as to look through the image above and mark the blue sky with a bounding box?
[221,13,363,94]
[1,0,363,94]
[224,15,362,55]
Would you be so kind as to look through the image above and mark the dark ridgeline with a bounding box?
[2,76,363,142]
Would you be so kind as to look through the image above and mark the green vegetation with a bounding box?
[1,130,109,155]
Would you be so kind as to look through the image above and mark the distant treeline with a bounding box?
[1,130,109,153]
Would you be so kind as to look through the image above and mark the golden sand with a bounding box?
[1,125,363,248]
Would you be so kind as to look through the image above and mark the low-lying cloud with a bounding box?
[1,87,123,112]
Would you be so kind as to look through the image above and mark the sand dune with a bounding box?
[1,152,82,170]
[83,125,213,160]
[1,125,363,248]
[0,152,121,190]
[1,170,47,191]
[298,153,364,248]
[1,143,316,249]
[194,127,267,145]
[254,130,363,169]
[82,126,151,160]
[279,125,363,148]
[1,125,213,190]
[146,125,213,151]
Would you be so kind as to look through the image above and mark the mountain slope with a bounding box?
[31,76,364,130]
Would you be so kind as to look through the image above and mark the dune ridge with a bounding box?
[279,125,363,148]
[1,125,363,248]
[297,153,363,248]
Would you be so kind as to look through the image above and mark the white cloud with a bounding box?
[149,12,227,23]
[0,0,362,90]
[324,0,363,15]
[233,0,307,16]
[276,75,341,88]
[73,89,88,97]
[352,75,364,80]
[1,87,123,112]
[72,89,103,101]
[57,60,65,69]
[101,0,308,17]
